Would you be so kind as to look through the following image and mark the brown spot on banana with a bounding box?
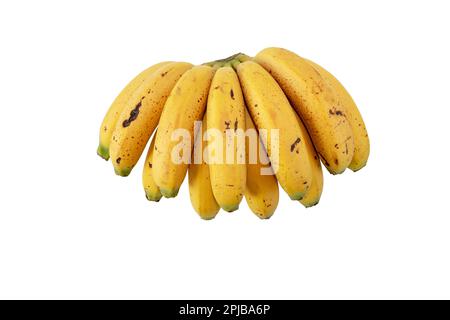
[290,137,301,152]
[122,101,142,127]
[329,107,345,117]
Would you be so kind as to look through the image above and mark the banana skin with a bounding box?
[236,60,312,200]
[306,59,370,171]
[142,132,162,202]
[97,61,171,160]
[109,62,193,176]
[153,65,215,198]
[207,66,246,212]
[255,47,354,174]
[188,115,220,219]
[293,112,324,208]
[244,109,279,219]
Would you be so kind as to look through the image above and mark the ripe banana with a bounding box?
[236,60,312,200]
[153,65,215,198]
[142,132,162,202]
[255,47,354,174]
[97,61,171,160]
[206,66,246,212]
[294,113,323,208]
[244,109,279,219]
[188,115,220,219]
[109,62,193,176]
[306,59,370,171]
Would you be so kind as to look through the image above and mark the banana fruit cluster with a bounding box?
[97,47,370,219]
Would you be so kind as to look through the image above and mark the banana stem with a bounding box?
[230,59,241,70]
[236,53,251,62]
[202,52,252,68]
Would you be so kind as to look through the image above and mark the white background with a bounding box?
[0,0,449,299]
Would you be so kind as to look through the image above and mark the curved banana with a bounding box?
[236,61,312,200]
[206,66,246,212]
[255,47,354,174]
[188,115,220,219]
[294,113,324,208]
[142,132,162,202]
[306,59,370,171]
[97,61,171,160]
[153,65,215,198]
[244,109,279,219]
[109,62,193,176]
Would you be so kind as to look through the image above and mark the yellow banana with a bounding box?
[255,47,354,174]
[244,109,279,219]
[188,115,220,219]
[294,113,324,208]
[97,61,171,160]
[153,65,215,198]
[206,66,246,212]
[236,61,312,200]
[109,62,193,176]
[306,59,370,171]
[142,132,162,202]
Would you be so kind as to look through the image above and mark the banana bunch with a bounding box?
[97,47,370,219]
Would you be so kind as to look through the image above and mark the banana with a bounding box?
[306,59,370,171]
[206,66,246,212]
[97,61,171,160]
[236,60,312,200]
[294,113,324,207]
[244,109,279,219]
[153,65,215,198]
[142,132,162,202]
[109,62,192,176]
[188,115,220,219]
[255,47,354,174]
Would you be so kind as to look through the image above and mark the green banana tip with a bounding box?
[303,200,320,208]
[349,162,367,172]
[145,191,162,202]
[200,216,217,221]
[257,213,273,220]
[97,145,110,161]
[222,204,239,212]
[160,188,179,198]
[289,191,305,201]
[114,166,132,177]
